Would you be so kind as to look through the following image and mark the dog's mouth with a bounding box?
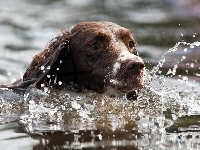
[106,68,145,94]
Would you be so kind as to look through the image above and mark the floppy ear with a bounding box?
[23,31,72,88]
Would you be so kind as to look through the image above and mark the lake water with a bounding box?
[0,0,200,149]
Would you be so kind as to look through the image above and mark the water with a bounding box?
[0,0,200,150]
[1,42,200,149]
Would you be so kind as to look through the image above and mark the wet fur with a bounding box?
[22,21,145,96]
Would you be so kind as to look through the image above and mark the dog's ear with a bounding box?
[23,31,72,88]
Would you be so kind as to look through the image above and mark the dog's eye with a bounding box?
[129,41,135,49]
[91,42,100,51]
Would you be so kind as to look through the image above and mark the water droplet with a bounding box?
[41,66,45,70]
[184,48,187,52]
[76,96,82,101]
[190,45,194,48]
[97,134,102,140]
[182,76,188,82]
[195,73,200,77]
[7,72,11,76]
[71,101,81,109]
[47,66,51,70]
[181,56,186,61]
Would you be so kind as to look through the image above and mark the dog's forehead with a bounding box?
[70,21,131,36]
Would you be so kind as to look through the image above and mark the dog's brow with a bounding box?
[94,31,109,37]
[92,31,111,41]
[118,29,132,37]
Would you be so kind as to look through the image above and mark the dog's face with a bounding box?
[68,22,145,94]
[23,21,145,95]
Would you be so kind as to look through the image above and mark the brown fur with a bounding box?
[22,21,145,94]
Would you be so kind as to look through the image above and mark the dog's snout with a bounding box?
[126,60,145,74]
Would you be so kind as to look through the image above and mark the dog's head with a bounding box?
[23,21,145,94]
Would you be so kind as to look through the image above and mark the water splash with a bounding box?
[135,41,200,149]
[0,41,200,149]
[138,41,200,111]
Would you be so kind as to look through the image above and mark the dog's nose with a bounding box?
[126,60,145,74]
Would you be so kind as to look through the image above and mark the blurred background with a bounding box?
[0,0,200,84]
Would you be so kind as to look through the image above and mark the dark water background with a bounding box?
[0,0,200,150]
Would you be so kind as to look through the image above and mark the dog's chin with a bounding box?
[105,76,144,96]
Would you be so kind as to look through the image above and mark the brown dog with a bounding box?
[22,21,145,96]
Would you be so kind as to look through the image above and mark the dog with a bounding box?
[11,21,145,99]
